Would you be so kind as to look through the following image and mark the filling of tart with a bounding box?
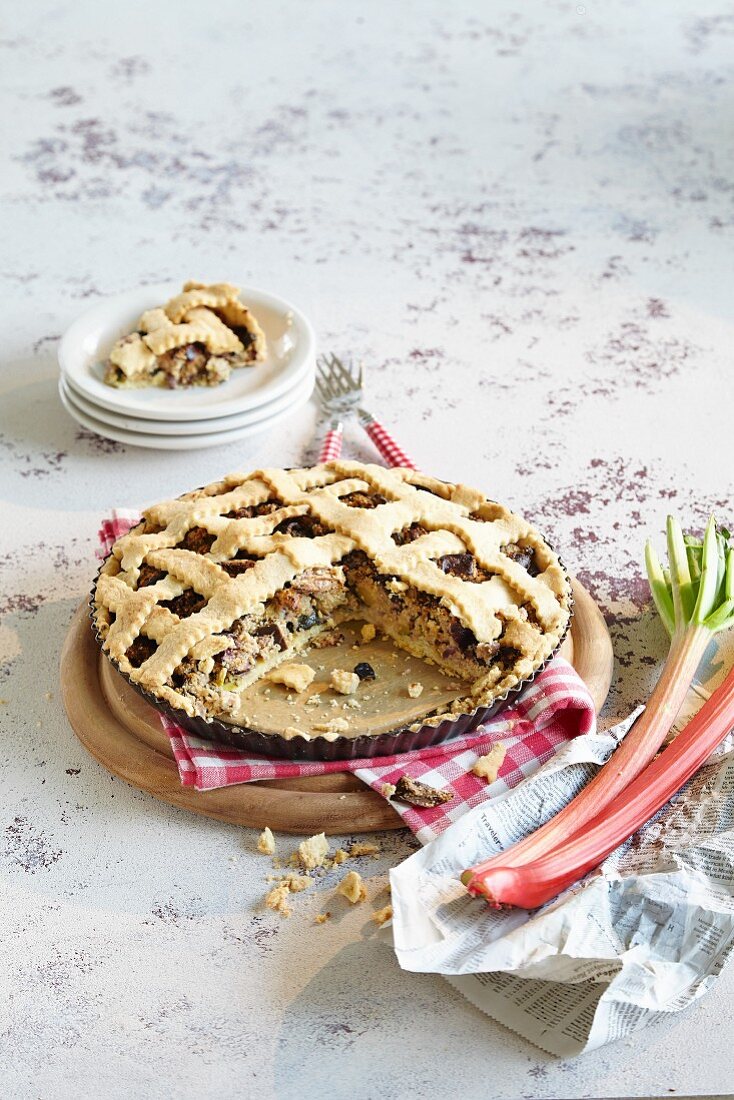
[103,339,253,389]
[116,540,549,721]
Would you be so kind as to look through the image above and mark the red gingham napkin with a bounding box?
[98,511,595,843]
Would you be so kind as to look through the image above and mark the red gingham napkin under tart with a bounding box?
[98,511,595,844]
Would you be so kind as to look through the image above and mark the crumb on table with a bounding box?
[257,826,276,855]
[349,841,380,858]
[281,873,312,893]
[360,623,376,643]
[371,904,393,927]
[297,832,330,870]
[337,870,367,904]
[265,883,292,918]
[407,682,424,698]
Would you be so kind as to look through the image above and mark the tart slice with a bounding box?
[103,281,266,389]
[92,462,572,739]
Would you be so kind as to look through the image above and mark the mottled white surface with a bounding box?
[1,1,734,1096]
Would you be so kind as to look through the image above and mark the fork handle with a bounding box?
[318,420,343,463]
[358,410,417,470]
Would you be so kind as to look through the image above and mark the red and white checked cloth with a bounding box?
[98,511,595,844]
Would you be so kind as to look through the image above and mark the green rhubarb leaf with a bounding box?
[645,540,675,636]
[667,515,696,623]
[693,516,720,624]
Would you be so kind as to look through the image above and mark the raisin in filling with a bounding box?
[221,559,258,578]
[230,325,254,351]
[437,552,493,583]
[503,542,540,577]
[392,523,429,545]
[138,562,166,587]
[354,662,376,681]
[127,635,158,667]
[179,526,215,554]
[160,589,207,618]
[273,515,328,538]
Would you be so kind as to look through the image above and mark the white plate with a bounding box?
[58,372,313,451]
[61,364,314,436]
[58,282,315,422]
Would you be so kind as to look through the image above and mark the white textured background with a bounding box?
[1,1,733,1096]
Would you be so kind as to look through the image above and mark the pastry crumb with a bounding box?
[257,826,275,855]
[267,663,315,693]
[265,883,292,918]
[330,669,360,695]
[313,717,350,733]
[407,682,424,698]
[298,832,330,870]
[380,783,397,799]
[349,842,380,858]
[315,912,331,924]
[471,744,507,784]
[371,904,393,927]
[393,775,454,808]
[281,873,312,893]
[332,848,348,865]
[283,725,305,739]
[337,870,367,904]
[360,623,376,643]
[311,628,344,650]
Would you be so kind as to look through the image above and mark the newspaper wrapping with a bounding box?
[390,685,734,1056]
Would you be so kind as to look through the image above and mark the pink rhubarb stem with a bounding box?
[462,625,711,894]
[470,660,734,909]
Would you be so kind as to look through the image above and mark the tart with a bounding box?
[103,281,266,389]
[91,462,572,746]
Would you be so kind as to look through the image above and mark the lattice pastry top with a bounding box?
[92,462,572,728]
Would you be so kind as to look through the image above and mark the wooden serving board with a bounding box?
[59,579,613,835]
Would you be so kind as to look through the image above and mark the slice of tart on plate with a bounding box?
[104,281,266,389]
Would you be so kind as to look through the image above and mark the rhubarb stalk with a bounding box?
[462,515,734,899]
[466,657,734,910]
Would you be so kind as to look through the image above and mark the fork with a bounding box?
[315,354,416,469]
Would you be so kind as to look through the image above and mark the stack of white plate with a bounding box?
[57,283,315,450]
